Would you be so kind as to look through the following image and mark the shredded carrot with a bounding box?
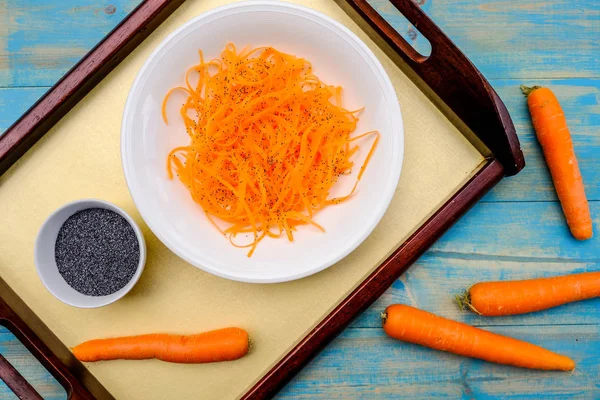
[163,44,379,256]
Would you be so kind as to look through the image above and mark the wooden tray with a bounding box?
[0,0,524,399]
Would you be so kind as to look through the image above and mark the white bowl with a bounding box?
[34,199,147,308]
[121,1,403,283]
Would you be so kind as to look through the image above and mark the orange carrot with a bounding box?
[382,304,574,371]
[457,271,600,316]
[163,44,379,256]
[522,85,592,240]
[72,327,249,363]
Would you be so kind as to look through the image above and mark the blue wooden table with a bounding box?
[1,1,599,398]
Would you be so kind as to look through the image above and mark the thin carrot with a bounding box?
[162,43,379,256]
[382,304,575,371]
[72,327,249,363]
[457,271,600,317]
[521,85,592,240]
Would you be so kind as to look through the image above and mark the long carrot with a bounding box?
[382,304,574,371]
[457,271,600,316]
[522,85,592,240]
[72,327,249,363]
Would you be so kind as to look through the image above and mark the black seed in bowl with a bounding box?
[54,208,140,296]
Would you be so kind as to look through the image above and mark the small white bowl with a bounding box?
[34,199,146,308]
[121,1,404,283]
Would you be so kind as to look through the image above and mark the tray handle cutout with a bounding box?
[0,353,44,400]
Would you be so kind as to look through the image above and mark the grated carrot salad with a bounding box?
[162,43,379,257]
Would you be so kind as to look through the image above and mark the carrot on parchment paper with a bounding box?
[73,327,249,363]
[457,271,600,317]
[522,85,593,240]
[382,304,575,371]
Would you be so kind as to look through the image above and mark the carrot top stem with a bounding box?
[455,292,482,315]
[520,85,542,97]
[380,312,388,326]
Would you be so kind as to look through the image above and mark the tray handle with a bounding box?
[343,0,525,175]
[0,296,95,399]
[0,353,44,400]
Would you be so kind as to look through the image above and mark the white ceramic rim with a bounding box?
[121,0,404,283]
[34,198,147,308]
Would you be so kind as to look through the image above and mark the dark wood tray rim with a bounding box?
[0,1,523,399]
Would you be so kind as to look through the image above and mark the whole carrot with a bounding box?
[382,304,574,371]
[457,271,600,316]
[522,85,592,240]
[73,327,249,363]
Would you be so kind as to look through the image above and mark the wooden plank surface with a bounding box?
[1,0,599,398]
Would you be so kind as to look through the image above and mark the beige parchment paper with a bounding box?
[0,1,485,399]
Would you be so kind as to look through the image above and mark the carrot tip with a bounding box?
[573,230,593,241]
